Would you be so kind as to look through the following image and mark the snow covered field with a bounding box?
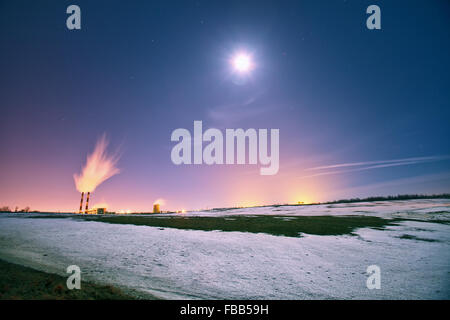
[173,198,450,221]
[0,199,449,299]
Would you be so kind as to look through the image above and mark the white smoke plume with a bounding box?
[74,134,120,193]
[153,198,165,206]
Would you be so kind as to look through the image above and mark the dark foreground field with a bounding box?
[0,259,135,300]
[80,215,402,237]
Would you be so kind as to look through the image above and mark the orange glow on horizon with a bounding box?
[93,202,108,210]
[1,154,343,213]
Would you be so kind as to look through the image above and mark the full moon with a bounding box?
[232,53,253,73]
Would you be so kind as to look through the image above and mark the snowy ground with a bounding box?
[171,198,450,222]
[0,199,449,299]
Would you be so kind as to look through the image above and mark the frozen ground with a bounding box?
[171,198,450,221]
[0,199,449,299]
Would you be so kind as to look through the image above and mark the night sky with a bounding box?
[1,0,449,212]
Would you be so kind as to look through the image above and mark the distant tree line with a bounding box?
[325,193,450,204]
[0,206,37,213]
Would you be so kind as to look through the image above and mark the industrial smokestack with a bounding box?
[85,192,90,214]
[79,192,84,213]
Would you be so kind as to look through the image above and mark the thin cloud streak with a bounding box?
[300,155,450,179]
[207,92,279,125]
[306,155,450,171]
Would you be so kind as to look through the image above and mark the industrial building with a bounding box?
[85,208,106,214]
[77,191,107,214]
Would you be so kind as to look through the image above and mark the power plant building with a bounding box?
[85,208,106,214]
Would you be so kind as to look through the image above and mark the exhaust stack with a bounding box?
[79,192,84,213]
[85,192,90,213]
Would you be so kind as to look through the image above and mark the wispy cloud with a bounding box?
[208,92,273,125]
[300,155,450,179]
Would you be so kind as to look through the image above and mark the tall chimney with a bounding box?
[85,192,90,214]
[79,192,84,214]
